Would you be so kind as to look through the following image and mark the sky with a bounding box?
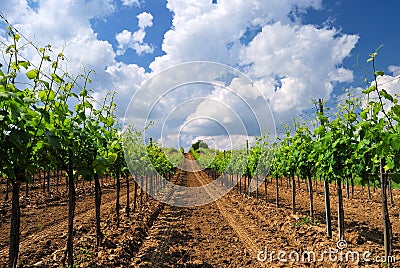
[0,0,399,150]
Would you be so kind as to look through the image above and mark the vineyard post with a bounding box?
[25,179,29,198]
[116,170,121,228]
[94,172,103,247]
[42,168,46,193]
[380,158,393,264]
[351,176,354,199]
[264,176,267,202]
[5,178,9,201]
[246,140,250,196]
[149,172,153,197]
[8,180,21,268]
[319,98,332,238]
[47,168,50,193]
[367,178,371,200]
[275,174,279,207]
[126,174,130,217]
[133,175,138,213]
[237,174,240,194]
[337,177,345,241]
[62,148,76,267]
[388,177,394,206]
[140,175,143,209]
[291,171,295,214]
[256,175,258,199]
[307,171,314,223]
[238,174,241,189]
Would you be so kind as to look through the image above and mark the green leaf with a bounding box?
[39,80,50,90]
[93,156,110,175]
[380,89,394,102]
[105,117,114,127]
[14,34,21,42]
[344,113,356,123]
[18,61,30,69]
[51,73,64,84]
[38,90,55,102]
[0,91,10,99]
[23,97,36,104]
[79,88,88,97]
[360,109,368,120]
[38,90,47,101]
[48,90,55,101]
[83,100,93,109]
[108,152,118,163]
[391,104,400,117]
[26,69,39,80]
[363,85,376,94]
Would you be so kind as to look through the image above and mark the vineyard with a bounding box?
[1,16,400,268]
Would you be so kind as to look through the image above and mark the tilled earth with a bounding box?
[0,156,399,267]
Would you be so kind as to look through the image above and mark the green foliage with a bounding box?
[270,47,400,186]
[0,23,127,185]
[293,217,320,227]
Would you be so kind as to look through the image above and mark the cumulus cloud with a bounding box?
[0,0,148,116]
[0,0,362,150]
[137,12,153,28]
[115,12,154,56]
[388,65,400,77]
[146,0,358,136]
[240,22,358,121]
[121,0,141,7]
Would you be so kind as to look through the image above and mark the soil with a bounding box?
[0,154,399,267]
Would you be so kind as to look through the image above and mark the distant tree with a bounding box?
[191,140,208,151]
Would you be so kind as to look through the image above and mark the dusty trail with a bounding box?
[133,153,266,267]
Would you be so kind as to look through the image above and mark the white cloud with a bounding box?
[388,65,400,77]
[239,22,358,120]
[0,0,363,150]
[115,29,132,46]
[115,11,154,55]
[137,12,153,28]
[146,0,357,129]
[0,0,149,117]
[121,0,140,7]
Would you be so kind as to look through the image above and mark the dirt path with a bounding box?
[132,154,268,267]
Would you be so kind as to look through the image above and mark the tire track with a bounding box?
[131,167,186,266]
[191,170,262,263]
[183,153,263,266]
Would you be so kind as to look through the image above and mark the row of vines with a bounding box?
[0,18,180,267]
[192,49,399,266]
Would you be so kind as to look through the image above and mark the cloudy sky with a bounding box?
[0,0,399,150]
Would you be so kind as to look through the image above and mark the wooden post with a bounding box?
[275,174,279,207]
[320,98,332,238]
[380,158,392,264]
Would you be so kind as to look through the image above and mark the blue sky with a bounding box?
[0,0,399,149]
[305,0,400,86]
[88,0,400,85]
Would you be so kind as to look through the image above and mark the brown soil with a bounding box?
[0,156,399,267]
